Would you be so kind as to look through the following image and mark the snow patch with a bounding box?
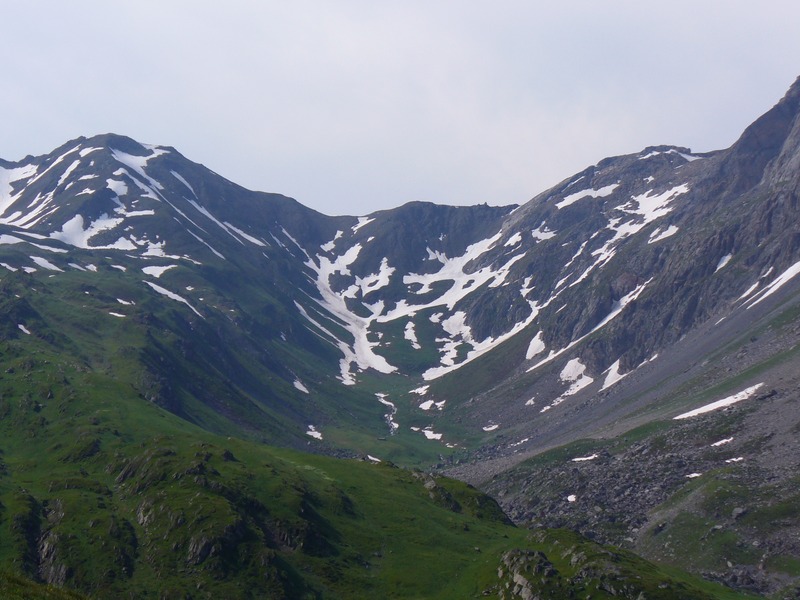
[185,198,248,246]
[30,256,62,272]
[352,217,374,233]
[186,231,225,260]
[106,178,128,197]
[715,254,732,272]
[142,265,177,278]
[571,454,598,462]
[504,232,522,247]
[623,185,688,223]
[144,281,203,317]
[711,438,733,447]
[744,259,800,309]
[421,427,443,440]
[526,331,546,360]
[540,358,594,413]
[305,425,323,440]
[0,164,38,216]
[50,214,136,250]
[673,383,764,420]
[738,281,760,301]
[375,393,399,434]
[638,148,702,162]
[560,358,593,390]
[558,184,685,285]
[556,183,619,209]
[404,321,421,349]
[0,234,25,245]
[18,324,31,335]
[418,397,445,411]
[419,399,446,412]
[224,222,267,247]
[601,359,628,390]
[170,171,196,197]
[351,257,395,298]
[302,243,397,384]
[648,225,679,244]
[482,423,500,432]
[403,232,509,303]
[531,222,557,241]
[111,147,168,193]
[57,160,81,187]
[321,230,343,252]
[293,379,310,394]
[305,227,539,383]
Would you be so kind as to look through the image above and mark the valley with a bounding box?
[1,77,800,598]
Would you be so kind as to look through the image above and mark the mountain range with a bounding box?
[1,77,799,598]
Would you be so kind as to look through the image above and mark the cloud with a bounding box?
[2,1,800,216]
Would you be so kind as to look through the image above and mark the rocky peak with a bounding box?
[720,75,800,192]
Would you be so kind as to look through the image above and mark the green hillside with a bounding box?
[0,286,755,598]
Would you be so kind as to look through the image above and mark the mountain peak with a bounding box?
[783,73,800,102]
[721,75,800,190]
[81,132,169,155]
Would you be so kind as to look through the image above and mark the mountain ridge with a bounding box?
[1,77,800,596]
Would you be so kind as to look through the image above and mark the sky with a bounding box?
[2,1,800,216]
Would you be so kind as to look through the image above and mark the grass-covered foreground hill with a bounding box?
[0,329,758,599]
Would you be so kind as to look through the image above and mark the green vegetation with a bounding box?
[0,571,87,599]
[0,267,759,598]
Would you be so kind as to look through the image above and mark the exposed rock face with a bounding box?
[496,549,557,600]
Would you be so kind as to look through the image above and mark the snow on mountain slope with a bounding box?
[1,77,800,463]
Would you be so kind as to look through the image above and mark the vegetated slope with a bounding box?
[0,340,755,599]
[0,571,88,599]
[0,132,525,463]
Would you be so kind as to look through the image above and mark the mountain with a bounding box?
[0,77,799,597]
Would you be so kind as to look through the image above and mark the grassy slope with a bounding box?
[0,303,754,598]
[0,571,88,599]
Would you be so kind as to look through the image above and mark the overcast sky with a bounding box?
[2,2,800,216]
